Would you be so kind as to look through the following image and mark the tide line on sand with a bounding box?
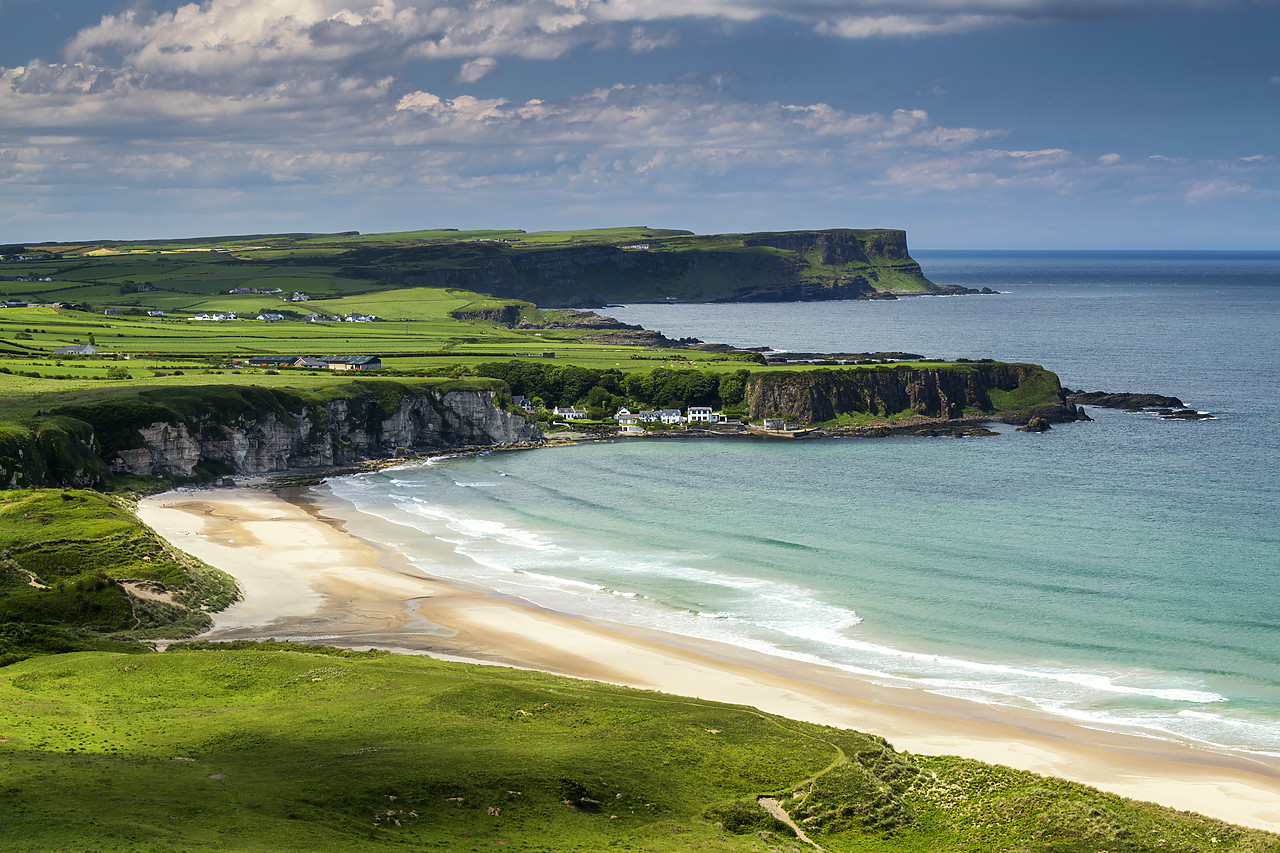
[137,486,1280,833]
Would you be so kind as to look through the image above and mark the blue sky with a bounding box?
[1,0,1277,248]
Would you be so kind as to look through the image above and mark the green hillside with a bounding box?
[1,645,1272,853]
[0,489,237,664]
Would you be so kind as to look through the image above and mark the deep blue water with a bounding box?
[326,251,1280,756]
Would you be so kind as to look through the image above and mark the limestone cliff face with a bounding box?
[110,390,540,478]
[746,364,1082,425]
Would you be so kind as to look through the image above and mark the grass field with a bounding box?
[1,645,1273,853]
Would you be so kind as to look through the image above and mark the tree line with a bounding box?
[473,361,752,418]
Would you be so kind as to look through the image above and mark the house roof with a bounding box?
[321,354,381,365]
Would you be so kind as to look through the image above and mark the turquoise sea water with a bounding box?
[326,251,1280,757]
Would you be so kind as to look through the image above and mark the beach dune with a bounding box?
[138,487,1280,833]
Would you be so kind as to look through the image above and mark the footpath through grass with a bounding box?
[1,645,1274,853]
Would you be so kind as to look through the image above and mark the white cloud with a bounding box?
[1185,179,1253,203]
[56,0,1254,90]
[1098,153,1122,165]
[456,57,499,83]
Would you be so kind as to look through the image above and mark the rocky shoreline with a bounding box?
[1066,390,1213,420]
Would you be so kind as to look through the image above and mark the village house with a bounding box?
[256,312,284,322]
[512,395,534,412]
[658,409,683,425]
[146,309,164,317]
[552,406,588,420]
[53,344,97,356]
[103,307,122,315]
[687,406,714,423]
[763,418,786,431]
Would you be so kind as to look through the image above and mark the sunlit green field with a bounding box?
[1,645,1271,853]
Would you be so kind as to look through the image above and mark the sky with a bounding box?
[1,0,1278,248]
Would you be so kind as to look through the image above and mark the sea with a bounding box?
[324,251,1280,758]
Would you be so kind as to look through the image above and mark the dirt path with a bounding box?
[757,798,824,851]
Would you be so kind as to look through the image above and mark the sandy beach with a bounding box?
[138,486,1280,833]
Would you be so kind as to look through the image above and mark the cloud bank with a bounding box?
[0,0,1275,241]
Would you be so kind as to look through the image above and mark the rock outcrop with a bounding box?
[1066,390,1210,420]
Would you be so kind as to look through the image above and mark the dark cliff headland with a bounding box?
[342,228,984,307]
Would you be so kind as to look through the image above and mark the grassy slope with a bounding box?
[0,489,238,664]
[2,646,1275,853]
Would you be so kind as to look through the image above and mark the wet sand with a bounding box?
[138,486,1280,833]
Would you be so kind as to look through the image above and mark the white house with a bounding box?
[658,409,683,425]
[256,312,284,322]
[146,309,164,317]
[687,406,714,423]
[553,406,588,420]
[512,395,534,412]
[763,418,786,431]
[637,410,661,422]
[53,344,97,356]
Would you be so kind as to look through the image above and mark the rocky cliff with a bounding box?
[1,383,541,488]
[746,363,1082,425]
[111,390,538,479]
[355,229,943,307]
